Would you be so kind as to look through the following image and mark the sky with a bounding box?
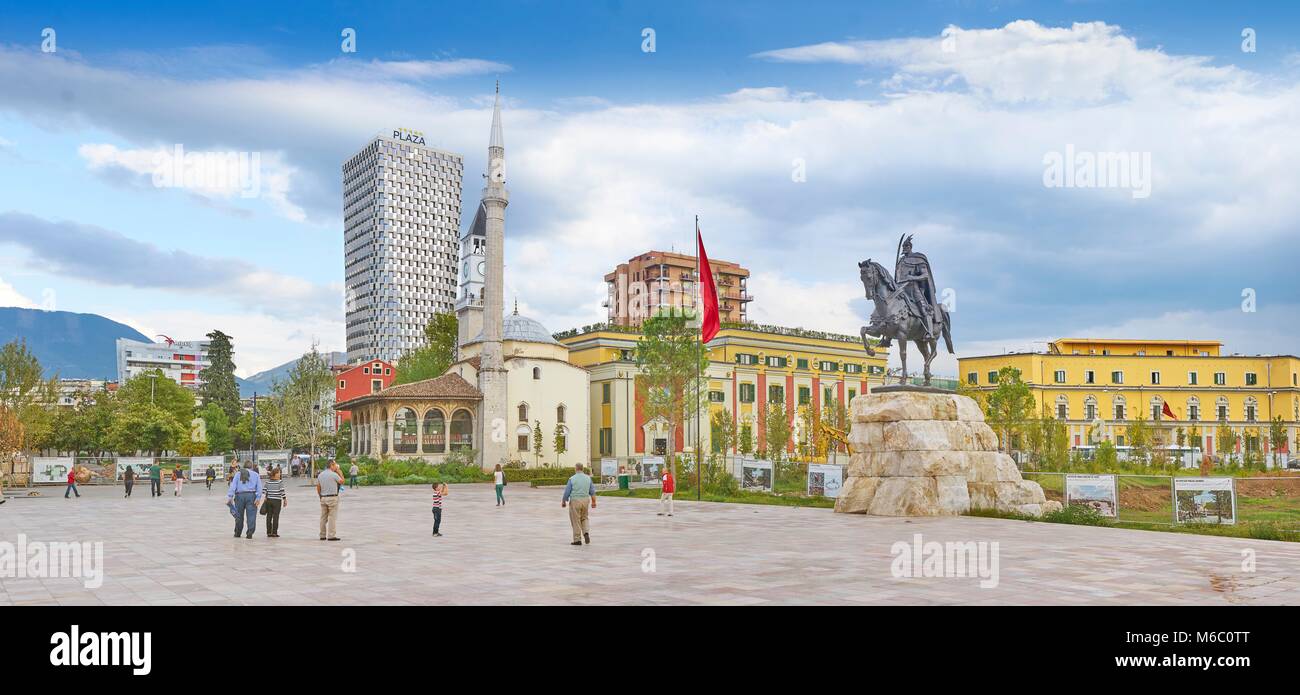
[0,0,1297,377]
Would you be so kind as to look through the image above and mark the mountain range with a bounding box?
[0,307,344,397]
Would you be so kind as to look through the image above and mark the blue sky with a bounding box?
[0,1,1297,376]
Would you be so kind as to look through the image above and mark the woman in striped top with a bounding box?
[431,481,449,537]
[263,467,288,538]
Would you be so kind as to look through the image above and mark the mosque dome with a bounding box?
[469,311,560,345]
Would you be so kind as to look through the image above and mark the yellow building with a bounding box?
[556,323,888,464]
[958,338,1300,459]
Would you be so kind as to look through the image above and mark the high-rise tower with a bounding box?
[476,83,510,470]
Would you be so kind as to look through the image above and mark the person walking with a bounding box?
[316,459,344,541]
[348,462,359,489]
[561,463,596,546]
[205,465,216,491]
[64,468,81,499]
[123,465,135,498]
[263,467,287,538]
[226,461,263,539]
[173,464,185,496]
[430,480,449,537]
[149,460,162,498]
[493,463,506,506]
[658,467,675,517]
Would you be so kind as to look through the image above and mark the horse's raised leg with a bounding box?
[918,340,934,386]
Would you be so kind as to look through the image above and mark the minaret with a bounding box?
[477,81,510,470]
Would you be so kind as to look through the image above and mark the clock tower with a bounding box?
[455,201,487,350]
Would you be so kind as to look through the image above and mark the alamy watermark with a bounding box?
[890,532,999,589]
[0,534,104,589]
[1042,145,1151,199]
[151,144,262,198]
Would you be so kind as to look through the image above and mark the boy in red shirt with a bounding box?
[658,468,674,516]
[64,468,81,499]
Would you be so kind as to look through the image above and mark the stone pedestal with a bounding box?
[834,390,1060,517]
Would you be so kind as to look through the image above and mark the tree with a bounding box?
[553,423,567,466]
[1127,408,1152,464]
[738,420,754,456]
[1269,416,1288,469]
[1215,422,1238,465]
[710,408,736,454]
[984,366,1033,454]
[764,401,791,464]
[796,405,817,461]
[634,312,709,479]
[394,313,458,385]
[117,369,196,426]
[532,420,543,467]
[198,403,233,453]
[0,338,58,452]
[198,330,241,422]
[277,346,335,451]
[110,403,186,456]
[819,397,850,461]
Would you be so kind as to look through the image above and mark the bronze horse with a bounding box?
[858,259,953,386]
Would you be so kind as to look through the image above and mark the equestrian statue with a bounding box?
[859,235,953,386]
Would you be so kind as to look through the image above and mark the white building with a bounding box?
[343,128,464,364]
[116,338,211,390]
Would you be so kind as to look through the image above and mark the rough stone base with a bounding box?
[834,391,1052,518]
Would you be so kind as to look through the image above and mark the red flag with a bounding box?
[696,222,720,343]
[1162,401,1177,420]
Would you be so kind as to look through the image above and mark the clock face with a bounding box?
[477,260,486,277]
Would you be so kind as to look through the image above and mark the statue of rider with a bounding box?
[893,235,938,341]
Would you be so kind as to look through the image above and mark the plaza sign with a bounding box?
[392,128,426,145]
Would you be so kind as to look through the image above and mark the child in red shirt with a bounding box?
[658,469,674,516]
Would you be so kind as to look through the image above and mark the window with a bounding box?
[1151,403,1162,420]
[394,408,418,454]
[987,371,999,384]
[708,390,725,403]
[1084,400,1097,421]
[1054,370,1066,384]
[848,389,857,401]
[339,380,346,389]
[796,358,809,370]
[768,385,784,403]
[1116,435,1125,446]
[518,403,528,422]
[824,387,833,405]
[1214,372,1226,386]
[967,372,978,385]
[1150,371,1160,385]
[1114,403,1126,420]
[867,365,883,375]
[533,367,541,380]
[450,409,473,450]
[620,349,634,361]
[1217,404,1228,421]
[385,368,392,375]
[371,380,382,393]
[1057,403,1067,419]
[766,356,787,368]
[798,387,810,405]
[736,353,756,366]
[363,367,370,374]
[845,364,863,374]
[557,405,566,423]
[1111,371,1124,384]
[819,361,838,371]
[1188,402,1200,421]
[1085,370,1096,384]
[422,410,445,454]
[602,383,611,404]
[1245,400,1257,422]
[598,428,613,456]
[739,383,755,403]
[1245,372,1258,386]
[1188,372,1198,385]
[518,432,530,451]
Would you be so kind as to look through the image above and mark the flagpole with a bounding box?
[695,215,702,501]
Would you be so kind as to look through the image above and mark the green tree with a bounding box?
[819,397,850,462]
[634,312,709,479]
[553,423,567,466]
[110,403,186,455]
[984,366,1033,454]
[1215,422,1238,465]
[0,338,58,451]
[532,419,543,467]
[1269,416,1288,469]
[710,407,736,454]
[764,401,791,464]
[393,312,458,385]
[117,369,196,426]
[198,330,241,421]
[198,402,233,453]
[738,421,754,456]
[1127,408,1152,464]
[1095,439,1118,471]
[278,345,335,452]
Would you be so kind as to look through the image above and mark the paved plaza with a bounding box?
[2,482,1299,605]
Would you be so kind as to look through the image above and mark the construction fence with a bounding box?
[1023,471,1300,526]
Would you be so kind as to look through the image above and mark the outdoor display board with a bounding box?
[115,457,153,481]
[189,456,225,480]
[1174,477,1236,525]
[739,458,773,492]
[31,457,74,484]
[600,458,618,477]
[640,456,664,481]
[1064,474,1118,518]
[807,463,845,498]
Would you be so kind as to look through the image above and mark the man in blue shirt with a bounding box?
[226,462,264,539]
[561,463,597,546]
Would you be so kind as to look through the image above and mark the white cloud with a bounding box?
[0,275,38,309]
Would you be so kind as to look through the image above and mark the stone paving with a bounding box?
[2,482,1298,605]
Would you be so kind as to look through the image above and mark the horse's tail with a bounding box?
[941,307,954,354]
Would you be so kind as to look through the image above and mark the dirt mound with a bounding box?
[1236,476,1300,498]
